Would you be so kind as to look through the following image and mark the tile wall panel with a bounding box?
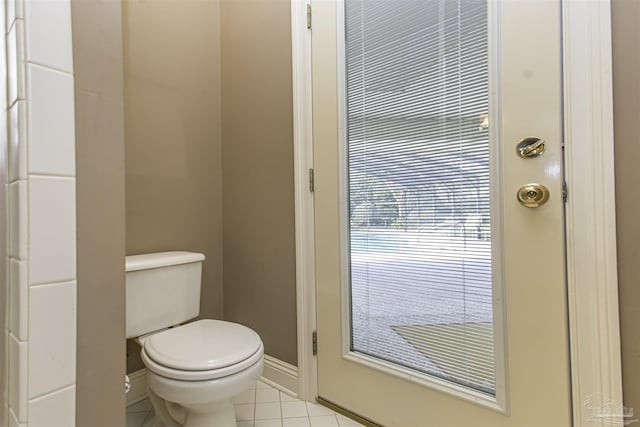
[28,385,75,427]
[7,181,26,261]
[4,0,76,425]
[7,101,26,182]
[23,0,72,72]
[28,178,76,285]
[8,259,26,341]
[27,282,76,398]
[7,336,25,422]
[26,65,75,176]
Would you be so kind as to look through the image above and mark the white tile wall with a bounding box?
[7,20,25,106]
[28,282,76,398]
[23,0,73,73]
[9,409,25,427]
[8,181,27,260]
[8,101,27,182]
[8,259,27,341]
[8,335,26,422]
[4,0,77,424]
[5,0,15,32]
[28,385,75,427]
[28,177,76,284]
[27,65,75,176]
[6,21,18,104]
[14,0,23,20]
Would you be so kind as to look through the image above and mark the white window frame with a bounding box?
[291,1,623,425]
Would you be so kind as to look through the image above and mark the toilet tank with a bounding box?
[125,251,205,339]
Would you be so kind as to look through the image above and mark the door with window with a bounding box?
[312,0,570,425]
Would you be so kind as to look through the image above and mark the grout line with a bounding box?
[25,60,74,77]
[253,385,257,421]
[7,178,27,185]
[280,391,284,424]
[27,383,75,402]
[8,331,25,343]
[7,177,23,185]
[8,97,18,110]
[6,17,22,36]
[29,278,76,288]
[28,173,75,179]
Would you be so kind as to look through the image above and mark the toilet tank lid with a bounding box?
[126,251,206,272]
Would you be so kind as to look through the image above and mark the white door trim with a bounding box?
[290,1,624,424]
[563,1,624,426]
[291,0,318,402]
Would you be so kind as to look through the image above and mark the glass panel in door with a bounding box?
[345,0,495,396]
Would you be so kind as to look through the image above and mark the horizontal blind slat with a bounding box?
[345,0,495,395]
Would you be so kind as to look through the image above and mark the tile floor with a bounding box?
[126,379,365,427]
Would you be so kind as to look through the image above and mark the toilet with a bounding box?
[125,251,264,427]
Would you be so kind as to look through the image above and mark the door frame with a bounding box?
[290,1,623,425]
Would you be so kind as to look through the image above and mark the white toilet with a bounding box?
[125,251,264,427]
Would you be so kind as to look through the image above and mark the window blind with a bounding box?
[345,0,495,395]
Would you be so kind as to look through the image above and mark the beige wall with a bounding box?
[72,0,127,425]
[0,1,7,421]
[612,0,640,414]
[220,0,297,365]
[123,0,297,369]
[0,125,6,427]
[123,0,223,327]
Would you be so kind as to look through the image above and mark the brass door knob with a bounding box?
[517,183,550,208]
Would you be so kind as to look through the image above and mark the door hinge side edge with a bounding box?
[563,182,568,203]
[309,168,315,193]
[312,330,318,356]
[307,3,312,29]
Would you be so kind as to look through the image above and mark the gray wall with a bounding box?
[122,0,298,368]
[220,0,297,366]
[0,1,8,422]
[123,0,223,320]
[71,0,127,425]
[123,0,223,372]
[612,0,640,414]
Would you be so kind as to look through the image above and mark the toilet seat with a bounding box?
[140,319,264,381]
[141,342,263,381]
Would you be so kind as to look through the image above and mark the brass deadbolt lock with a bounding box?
[516,137,545,158]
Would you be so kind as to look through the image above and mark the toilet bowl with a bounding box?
[125,252,264,427]
[140,320,264,427]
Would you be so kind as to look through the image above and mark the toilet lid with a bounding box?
[143,319,262,371]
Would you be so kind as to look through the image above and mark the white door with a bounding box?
[312,0,571,426]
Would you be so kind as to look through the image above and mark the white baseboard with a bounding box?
[126,369,147,407]
[261,355,300,397]
[124,356,300,406]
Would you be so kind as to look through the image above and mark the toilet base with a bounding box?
[143,357,263,427]
[183,402,236,427]
[146,388,237,427]
[145,388,181,427]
